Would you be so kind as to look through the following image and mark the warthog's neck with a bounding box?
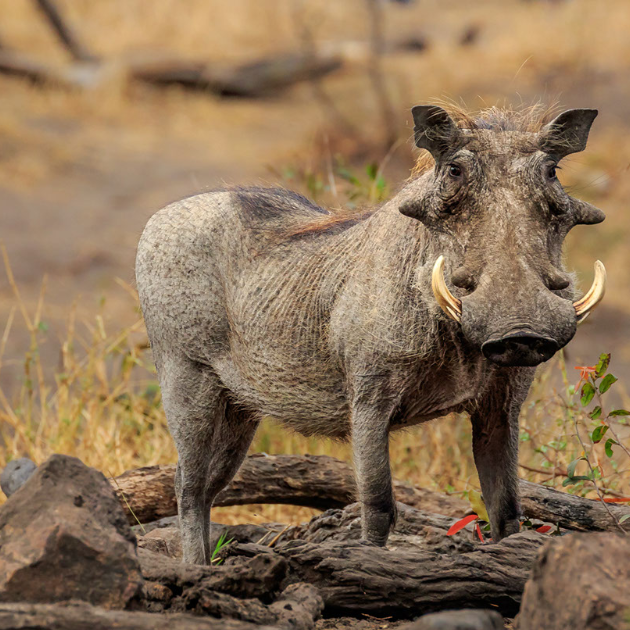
[329,179,486,390]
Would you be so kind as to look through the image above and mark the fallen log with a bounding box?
[0,602,274,630]
[111,454,467,525]
[138,546,323,628]
[136,502,479,562]
[235,531,545,618]
[137,507,543,619]
[130,54,342,97]
[519,479,630,533]
[111,454,630,532]
[0,49,342,98]
[275,502,478,554]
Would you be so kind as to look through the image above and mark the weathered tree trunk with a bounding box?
[231,532,544,618]
[0,602,275,630]
[111,454,468,524]
[138,546,323,628]
[111,454,630,532]
[137,516,543,619]
[519,479,629,533]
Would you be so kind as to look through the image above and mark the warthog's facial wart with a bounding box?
[402,104,606,368]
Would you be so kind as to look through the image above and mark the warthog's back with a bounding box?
[136,188,362,437]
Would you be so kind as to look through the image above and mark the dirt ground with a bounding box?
[1,0,630,397]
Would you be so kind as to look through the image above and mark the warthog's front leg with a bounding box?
[351,396,398,546]
[469,369,534,542]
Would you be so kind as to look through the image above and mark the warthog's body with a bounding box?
[137,105,605,564]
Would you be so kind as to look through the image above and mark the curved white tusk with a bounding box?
[574,260,606,324]
[431,255,462,323]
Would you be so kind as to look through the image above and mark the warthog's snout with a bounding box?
[481,331,559,367]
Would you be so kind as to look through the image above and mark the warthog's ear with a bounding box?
[540,109,598,159]
[411,105,461,159]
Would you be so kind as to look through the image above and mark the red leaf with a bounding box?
[596,497,630,503]
[536,525,552,533]
[475,522,485,543]
[446,514,478,536]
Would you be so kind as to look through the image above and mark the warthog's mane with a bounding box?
[412,101,560,176]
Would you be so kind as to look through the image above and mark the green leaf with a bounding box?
[365,162,378,181]
[336,167,361,186]
[376,175,386,195]
[580,382,596,406]
[619,514,630,524]
[600,374,618,394]
[589,406,602,420]
[605,438,618,458]
[567,457,585,478]
[595,353,611,377]
[591,425,609,444]
[609,409,630,417]
[562,476,590,487]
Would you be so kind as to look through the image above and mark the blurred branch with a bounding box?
[365,0,397,147]
[132,54,342,97]
[33,0,97,62]
[0,50,67,86]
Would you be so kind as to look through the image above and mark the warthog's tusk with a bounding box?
[574,260,606,324]
[432,255,462,323]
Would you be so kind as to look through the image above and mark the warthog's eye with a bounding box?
[447,164,463,179]
[546,164,559,181]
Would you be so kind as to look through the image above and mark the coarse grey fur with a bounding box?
[136,105,605,564]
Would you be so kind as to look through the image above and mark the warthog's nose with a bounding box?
[481,331,559,367]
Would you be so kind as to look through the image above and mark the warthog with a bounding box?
[136,104,606,564]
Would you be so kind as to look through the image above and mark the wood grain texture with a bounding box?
[111,454,630,533]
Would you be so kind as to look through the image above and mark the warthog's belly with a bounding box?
[213,352,488,440]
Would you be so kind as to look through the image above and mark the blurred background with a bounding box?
[0,0,629,521]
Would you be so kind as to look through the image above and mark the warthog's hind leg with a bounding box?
[159,356,258,565]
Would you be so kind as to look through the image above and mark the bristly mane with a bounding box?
[412,101,559,176]
[286,208,376,240]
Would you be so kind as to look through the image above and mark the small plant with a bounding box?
[272,156,389,206]
[446,351,630,539]
[211,531,234,564]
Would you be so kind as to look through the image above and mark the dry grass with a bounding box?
[2,0,630,526]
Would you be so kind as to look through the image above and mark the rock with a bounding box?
[0,454,143,609]
[516,532,630,630]
[0,458,36,498]
[401,609,505,629]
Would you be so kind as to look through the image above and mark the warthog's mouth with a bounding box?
[431,255,607,325]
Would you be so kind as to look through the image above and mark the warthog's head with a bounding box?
[400,105,606,367]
